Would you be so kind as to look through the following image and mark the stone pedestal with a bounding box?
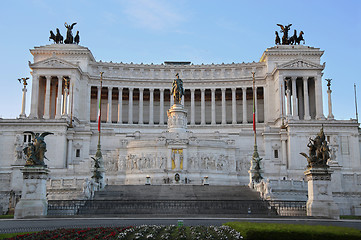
[167,104,187,133]
[14,166,49,219]
[304,167,339,219]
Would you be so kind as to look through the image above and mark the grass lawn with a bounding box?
[225,221,361,240]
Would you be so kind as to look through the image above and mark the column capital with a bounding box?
[211,88,216,93]
[231,87,236,91]
[242,87,247,91]
[160,88,164,93]
[201,88,205,93]
[118,87,123,91]
[45,75,51,80]
[190,88,195,93]
[149,88,154,93]
[139,88,144,92]
[108,86,113,90]
[129,87,134,91]
[221,88,226,92]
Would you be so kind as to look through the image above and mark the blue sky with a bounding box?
[0,0,360,120]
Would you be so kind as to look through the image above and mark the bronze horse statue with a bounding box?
[275,31,281,45]
[295,31,305,45]
[49,30,56,43]
[56,28,63,44]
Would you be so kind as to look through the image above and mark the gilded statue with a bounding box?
[171,73,184,104]
[300,126,330,168]
[23,131,53,166]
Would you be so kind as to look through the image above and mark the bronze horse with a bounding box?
[295,31,305,45]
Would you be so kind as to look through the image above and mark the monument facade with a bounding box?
[0,39,360,215]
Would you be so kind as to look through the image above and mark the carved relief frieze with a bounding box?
[120,152,167,171]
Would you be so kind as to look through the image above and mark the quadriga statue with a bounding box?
[23,131,53,166]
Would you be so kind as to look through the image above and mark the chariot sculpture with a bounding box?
[275,24,305,45]
[49,22,79,45]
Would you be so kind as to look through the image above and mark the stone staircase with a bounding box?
[77,185,276,217]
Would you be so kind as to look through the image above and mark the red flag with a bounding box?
[98,96,101,132]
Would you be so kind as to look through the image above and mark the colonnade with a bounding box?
[90,86,265,125]
[282,76,323,120]
[29,75,71,119]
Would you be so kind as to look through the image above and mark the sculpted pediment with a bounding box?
[29,57,78,69]
[277,59,324,70]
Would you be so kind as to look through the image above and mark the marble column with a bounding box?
[286,79,291,117]
[149,88,154,125]
[201,89,205,125]
[118,87,123,123]
[242,87,247,124]
[68,78,73,119]
[19,84,27,118]
[281,136,287,167]
[128,88,134,124]
[55,76,63,119]
[159,89,164,125]
[279,75,286,120]
[190,89,195,125]
[44,76,51,119]
[315,74,325,119]
[292,77,299,119]
[232,88,237,124]
[170,90,174,106]
[29,74,39,119]
[86,85,91,122]
[139,88,144,124]
[67,136,73,166]
[303,77,311,120]
[107,87,112,123]
[211,88,216,125]
[327,88,334,119]
[221,88,226,124]
[97,86,101,122]
[297,81,304,119]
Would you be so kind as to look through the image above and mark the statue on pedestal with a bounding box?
[300,126,330,168]
[171,73,184,104]
[23,131,53,166]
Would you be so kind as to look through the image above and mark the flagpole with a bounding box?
[355,83,358,122]
[92,71,105,190]
[249,71,262,187]
[98,72,104,146]
[252,72,257,146]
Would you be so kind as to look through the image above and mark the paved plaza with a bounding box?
[1,217,360,234]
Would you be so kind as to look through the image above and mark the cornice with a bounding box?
[30,44,96,62]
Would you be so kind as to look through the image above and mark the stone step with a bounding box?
[76,185,275,216]
[94,185,261,201]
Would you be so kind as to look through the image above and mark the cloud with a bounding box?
[122,0,185,31]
